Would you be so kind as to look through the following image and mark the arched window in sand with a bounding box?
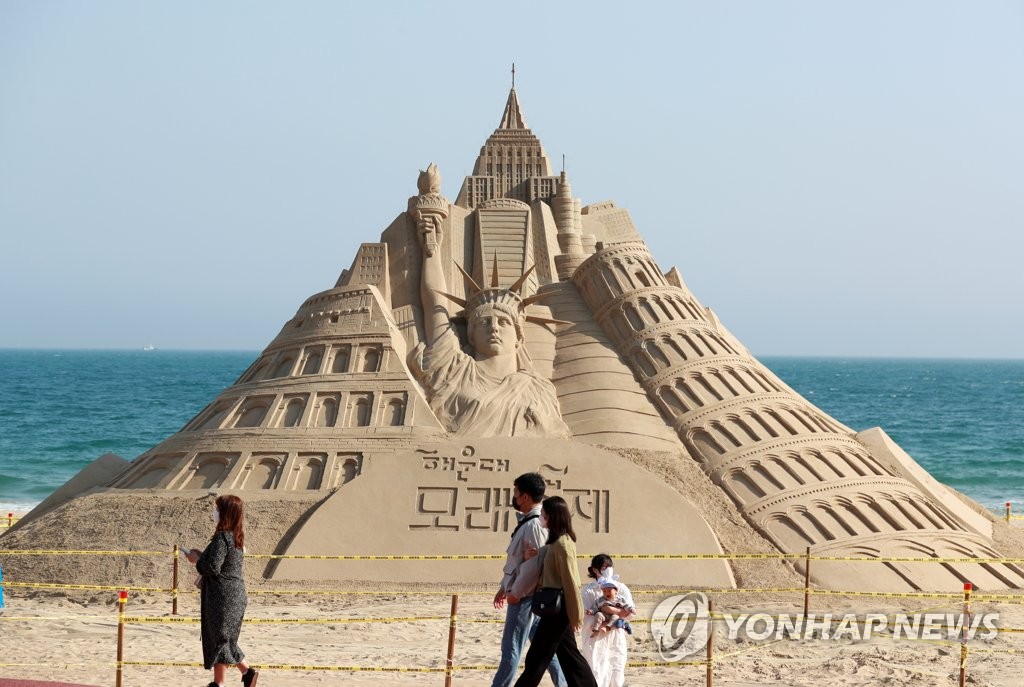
[664,336,688,362]
[659,386,689,416]
[695,331,719,355]
[728,368,756,394]
[868,500,904,531]
[639,298,660,324]
[188,401,233,431]
[815,502,857,537]
[753,371,781,392]
[682,298,705,321]
[746,410,779,439]
[623,302,644,331]
[354,397,372,427]
[766,513,815,548]
[710,421,742,449]
[833,450,867,477]
[727,469,766,500]
[728,415,760,443]
[668,297,690,321]
[765,409,799,435]
[600,264,623,298]
[184,456,231,490]
[331,345,351,374]
[643,258,664,286]
[675,379,704,408]
[920,500,960,530]
[300,347,324,375]
[296,455,325,490]
[271,353,297,378]
[634,270,651,287]
[820,451,849,478]
[750,462,785,490]
[693,373,724,402]
[888,495,925,529]
[680,333,706,359]
[654,297,674,321]
[317,397,338,428]
[688,428,726,457]
[239,357,271,383]
[709,332,738,355]
[282,398,305,427]
[712,370,739,397]
[386,399,405,426]
[643,340,671,369]
[613,260,636,290]
[247,457,281,489]
[787,408,819,434]
[632,350,657,377]
[362,346,381,373]
[905,498,944,529]
[342,457,359,484]
[796,507,834,541]
[768,456,804,486]
[233,398,272,428]
[795,452,829,481]
[843,502,880,533]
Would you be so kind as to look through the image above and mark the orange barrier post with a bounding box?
[959,582,971,687]
[445,593,459,687]
[803,546,812,619]
[172,544,179,615]
[116,590,127,687]
[705,598,714,687]
[1007,502,1012,523]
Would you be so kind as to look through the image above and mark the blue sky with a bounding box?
[1,2,1021,357]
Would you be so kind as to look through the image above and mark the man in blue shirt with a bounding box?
[492,472,566,687]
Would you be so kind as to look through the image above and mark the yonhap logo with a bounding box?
[650,592,710,661]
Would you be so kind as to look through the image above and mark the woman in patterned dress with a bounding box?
[185,494,259,687]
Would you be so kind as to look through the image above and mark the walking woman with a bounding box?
[513,496,597,687]
[184,494,259,687]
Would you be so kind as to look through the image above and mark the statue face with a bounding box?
[469,305,519,358]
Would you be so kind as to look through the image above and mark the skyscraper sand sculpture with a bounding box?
[6,86,1023,592]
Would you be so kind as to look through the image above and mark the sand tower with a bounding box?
[10,85,1023,592]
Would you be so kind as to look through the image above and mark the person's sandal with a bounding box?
[241,668,259,687]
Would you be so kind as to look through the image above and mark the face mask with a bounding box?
[601,566,614,580]
[212,508,220,524]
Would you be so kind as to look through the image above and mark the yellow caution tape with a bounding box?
[8,548,1024,565]
[0,615,113,621]
[124,615,450,624]
[968,647,1024,655]
[807,589,962,600]
[245,554,507,560]
[0,549,166,555]
[2,581,170,592]
[633,587,808,595]
[246,589,491,596]
[714,637,789,662]
[625,659,709,667]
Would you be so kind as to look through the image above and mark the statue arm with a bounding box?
[418,215,450,345]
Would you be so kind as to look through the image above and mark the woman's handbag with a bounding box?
[531,587,563,617]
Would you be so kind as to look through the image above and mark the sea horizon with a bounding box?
[1,350,1021,517]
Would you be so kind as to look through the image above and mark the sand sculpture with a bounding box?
[11,86,1024,591]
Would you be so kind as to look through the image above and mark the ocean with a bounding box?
[0,350,1021,515]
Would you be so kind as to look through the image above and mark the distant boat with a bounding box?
[143,345,157,351]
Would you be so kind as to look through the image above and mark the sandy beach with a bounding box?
[3,580,1024,687]
[6,497,1024,686]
